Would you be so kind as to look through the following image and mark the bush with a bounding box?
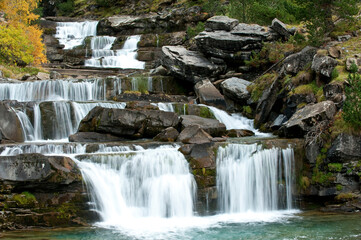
[57,0,74,16]
[186,22,205,39]
[343,64,361,128]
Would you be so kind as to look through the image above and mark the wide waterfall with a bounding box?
[216,143,294,213]
[75,146,196,225]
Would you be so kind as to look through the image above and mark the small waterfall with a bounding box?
[76,146,196,224]
[85,35,145,69]
[131,77,138,91]
[148,77,153,92]
[15,110,34,142]
[33,103,43,140]
[0,143,87,156]
[55,21,98,49]
[153,102,174,112]
[53,102,74,140]
[217,144,294,213]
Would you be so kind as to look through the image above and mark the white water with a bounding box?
[55,21,98,49]
[85,35,145,69]
[75,146,196,226]
[217,144,294,213]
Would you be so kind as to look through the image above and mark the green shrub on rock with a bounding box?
[343,64,361,129]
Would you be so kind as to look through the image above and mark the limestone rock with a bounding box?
[153,127,179,142]
[312,54,339,78]
[161,46,224,83]
[327,134,361,163]
[180,115,226,137]
[205,16,239,31]
[231,23,271,39]
[177,125,212,144]
[281,101,337,138]
[281,46,318,75]
[194,79,226,109]
[220,77,252,104]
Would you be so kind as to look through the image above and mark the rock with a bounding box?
[36,72,50,80]
[305,140,320,165]
[50,71,62,79]
[226,129,255,137]
[205,16,239,31]
[220,77,252,104]
[78,107,180,139]
[270,114,288,130]
[195,31,262,61]
[270,18,292,39]
[69,132,124,142]
[161,46,224,83]
[327,134,361,163]
[231,23,271,40]
[281,46,318,75]
[285,93,317,118]
[149,66,168,76]
[153,127,179,142]
[346,57,358,71]
[0,70,3,78]
[194,79,226,109]
[21,74,32,81]
[0,101,24,142]
[337,35,352,42]
[180,115,226,137]
[281,101,337,138]
[328,46,342,59]
[312,54,339,78]
[323,83,344,107]
[177,125,212,144]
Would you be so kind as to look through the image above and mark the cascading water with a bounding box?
[216,143,294,213]
[75,146,196,226]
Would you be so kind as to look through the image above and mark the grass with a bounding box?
[289,80,321,96]
[248,72,278,102]
[0,64,43,79]
[330,111,361,139]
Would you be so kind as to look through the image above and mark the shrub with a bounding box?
[186,22,205,39]
[343,64,361,128]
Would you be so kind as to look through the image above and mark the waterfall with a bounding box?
[85,35,145,69]
[33,103,43,140]
[0,143,87,156]
[152,102,174,112]
[131,77,138,91]
[15,110,34,142]
[76,146,196,225]
[53,102,74,140]
[148,77,153,92]
[55,21,98,49]
[216,144,294,213]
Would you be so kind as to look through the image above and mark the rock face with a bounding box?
[194,79,226,109]
[312,54,339,78]
[180,115,226,137]
[78,107,180,138]
[0,101,24,143]
[281,46,318,75]
[153,127,179,142]
[161,46,224,83]
[205,16,239,31]
[281,101,337,137]
[177,125,212,144]
[221,77,252,104]
[327,134,361,162]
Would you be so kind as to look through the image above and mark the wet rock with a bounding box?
[0,101,24,143]
[194,79,226,109]
[180,115,226,137]
[312,54,339,78]
[220,77,252,104]
[161,46,224,83]
[50,71,62,79]
[226,129,255,137]
[205,16,239,31]
[280,101,336,138]
[153,127,179,142]
[281,46,318,75]
[177,125,212,144]
[323,83,344,107]
[270,18,292,39]
[78,107,180,139]
[327,134,361,163]
[69,132,124,142]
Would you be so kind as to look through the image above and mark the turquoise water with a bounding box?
[2,212,361,240]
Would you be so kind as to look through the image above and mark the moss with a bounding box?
[12,192,37,207]
[330,112,361,139]
[328,163,343,172]
[297,102,307,109]
[335,192,357,201]
[290,81,321,96]
[299,176,310,191]
[248,73,277,102]
[243,106,252,115]
[331,66,349,83]
[199,106,215,119]
[336,184,343,191]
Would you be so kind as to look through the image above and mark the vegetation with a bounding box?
[248,73,278,102]
[343,64,361,129]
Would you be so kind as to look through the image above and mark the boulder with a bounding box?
[226,129,255,137]
[0,101,24,142]
[180,115,226,137]
[161,46,224,83]
[270,18,292,39]
[149,65,168,76]
[305,140,320,165]
[323,83,344,107]
[220,77,252,104]
[281,46,318,75]
[78,107,180,138]
[231,23,272,40]
[312,54,339,78]
[69,132,124,142]
[337,35,352,42]
[50,71,62,79]
[153,127,179,142]
[36,72,50,80]
[270,114,288,131]
[281,101,337,138]
[328,46,342,59]
[327,134,361,163]
[177,125,212,144]
[205,16,239,31]
[194,79,226,109]
[346,57,359,71]
[195,31,262,61]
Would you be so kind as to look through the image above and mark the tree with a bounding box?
[343,64,361,128]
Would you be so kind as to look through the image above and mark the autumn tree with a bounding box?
[0,0,46,65]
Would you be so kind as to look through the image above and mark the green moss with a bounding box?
[290,81,321,96]
[248,73,278,102]
[328,163,343,172]
[331,66,349,83]
[199,106,215,119]
[243,106,252,115]
[336,184,343,191]
[299,176,310,191]
[335,192,357,201]
[12,191,37,207]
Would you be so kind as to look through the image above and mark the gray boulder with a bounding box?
[78,107,180,139]
[161,46,224,83]
[0,101,24,143]
[231,23,271,40]
[271,114,288,130]
[281,101,337,137]
[221,77,252,104]
[177,125,212,144]
[327,134,361,163]
[270,18,292,39]
[205,16,239,31]
[180,115,226,137]
[312,54,339,78]
[194,79,226,109]
[323,83,344,107]
[153,127,179,142]
[281,46,318,75]
[50,71,62,79]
